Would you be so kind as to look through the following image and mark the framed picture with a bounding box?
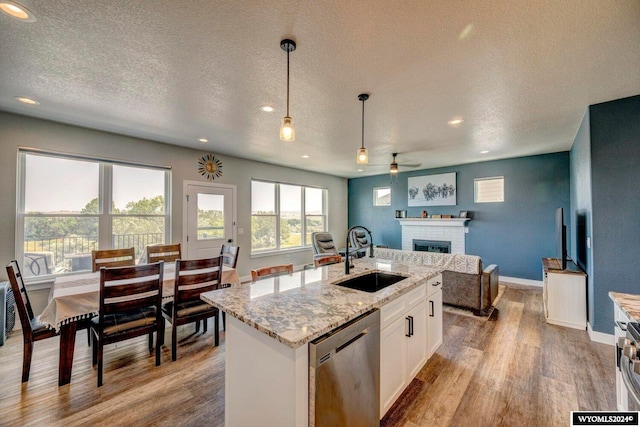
[407,172,457,206]
[459,210,468,218]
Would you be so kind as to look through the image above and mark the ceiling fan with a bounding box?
[389,153,421,174]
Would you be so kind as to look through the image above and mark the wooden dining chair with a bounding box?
[313,254,343,268]
[250,263,294,282]
[147,243,181,263]
[91,247,135,272]
[90,262,164,387]
[162,256,223,361]
[6,260,59,382]
[220,244,240,269]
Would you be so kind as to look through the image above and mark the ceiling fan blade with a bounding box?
[400,163,422,168]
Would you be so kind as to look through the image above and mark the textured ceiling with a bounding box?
[1,0,639,178]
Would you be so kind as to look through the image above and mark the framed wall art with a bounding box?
[407,172,457,206]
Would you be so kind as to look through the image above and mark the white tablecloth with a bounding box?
[40,264,240,331]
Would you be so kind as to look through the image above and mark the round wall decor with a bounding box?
[197,153,223,181]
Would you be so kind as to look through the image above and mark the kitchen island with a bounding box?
[201,258,443,427]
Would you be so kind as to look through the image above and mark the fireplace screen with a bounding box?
[413,239,451,253]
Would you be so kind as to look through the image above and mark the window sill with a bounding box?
[250,246,312,259]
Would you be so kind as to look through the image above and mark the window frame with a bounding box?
[16,148,171,280]
[250,179,328,255]
[474,176,504,203]
[373,186,391,206]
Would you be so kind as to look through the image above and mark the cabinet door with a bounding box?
[406,301,428,380]
[427,289,443,358]
[380,316,407,418]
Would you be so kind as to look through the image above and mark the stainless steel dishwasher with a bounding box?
[309,309,380,427]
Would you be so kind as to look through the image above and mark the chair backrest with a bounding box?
[6,260,35,335]
[349,229,370,250]
[220,244,240,268]
[173,256,223,305]
[99,262,163,319]
[92,247,136,272]
[311,232,338,256]
[147,243,181,264]
[251,264,294,282]
[313,255,342,268]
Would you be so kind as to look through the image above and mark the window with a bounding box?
[373,187,391,206]
[251,180,327,253]
[17,149,171,278]
[474,176,504,203]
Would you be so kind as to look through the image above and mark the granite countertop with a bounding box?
[610,291,640,321]
[201,258,443,349]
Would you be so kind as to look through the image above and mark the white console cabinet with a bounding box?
[426,275,443,358]
[542,258,587,330]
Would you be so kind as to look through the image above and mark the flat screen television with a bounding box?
[555,207,567,270]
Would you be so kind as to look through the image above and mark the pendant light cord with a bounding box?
[361,98,365,149]
[286,49,290,117]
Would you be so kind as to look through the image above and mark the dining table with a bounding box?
[39,263,241,386]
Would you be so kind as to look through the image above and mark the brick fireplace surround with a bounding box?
[397,218,470,254]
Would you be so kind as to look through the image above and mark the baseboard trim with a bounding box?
[499,275,543,287]
[588,322,614,345]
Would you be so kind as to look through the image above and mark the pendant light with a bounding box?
[356,93,369,164]
[280,39,296,141]
[389,152,399,183]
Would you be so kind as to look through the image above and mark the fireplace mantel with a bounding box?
[397,218,469,254]
[396,218,470,227]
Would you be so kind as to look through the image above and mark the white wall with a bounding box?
[0,112,348,313]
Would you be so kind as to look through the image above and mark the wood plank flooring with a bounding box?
[0,284,615,426]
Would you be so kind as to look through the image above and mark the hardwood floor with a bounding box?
[0,284,615,426]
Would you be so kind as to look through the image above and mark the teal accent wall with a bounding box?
[348,153,570,280]
[585,94,640,334]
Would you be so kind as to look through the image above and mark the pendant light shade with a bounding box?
[356,93,370,164]
[280,39,296,141]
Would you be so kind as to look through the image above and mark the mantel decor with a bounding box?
[408,172,457,206]
[197,153,223,181]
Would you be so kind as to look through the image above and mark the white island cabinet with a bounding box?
[201,259,443,427]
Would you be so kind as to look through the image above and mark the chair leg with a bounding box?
[97,339,104,387]
[214,312,219,347]
[91,330,98,366]
[22,340,34,383]
[87,328,91,346]
[222,311,226,330]
[171,320,178,362]
[155,320,163,366]
[203,318,208,333]
[148,332,153,355]
[195,320,200,333]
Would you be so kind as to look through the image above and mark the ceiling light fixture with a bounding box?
[14,96,39,105]
[0,1,36,21]
[356,93,370,164]
[448,117,464,126]
[198,138,208,143]
[260,104,275,113]
[390,153,399,174]
[279,39,296,141]
[301,154,309,158]
[357,169,364,172]
[480,150,489,154]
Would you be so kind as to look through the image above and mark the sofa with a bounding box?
[373,248,499,315]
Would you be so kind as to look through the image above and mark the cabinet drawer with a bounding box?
[381,285,425,329]
[426,274,442,298]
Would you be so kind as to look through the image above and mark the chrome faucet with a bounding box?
[345,225,374,274]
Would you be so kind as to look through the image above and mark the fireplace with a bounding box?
[413,239,451,253]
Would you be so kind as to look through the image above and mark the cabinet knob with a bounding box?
[624,344,637,360]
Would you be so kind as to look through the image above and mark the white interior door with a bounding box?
[184,182,236,259]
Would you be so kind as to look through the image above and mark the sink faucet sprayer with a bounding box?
[345,225,374,274]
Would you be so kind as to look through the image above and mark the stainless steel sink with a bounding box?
[334,271,407,293]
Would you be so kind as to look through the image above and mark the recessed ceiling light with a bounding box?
[259,104,275,113]
[14,96,39,105]
[447,117,464,126]
[198,138,208,143]
[301,155,309,158]
[480,150,489,154]
[357,169,364,172]
[0,1,36,21]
